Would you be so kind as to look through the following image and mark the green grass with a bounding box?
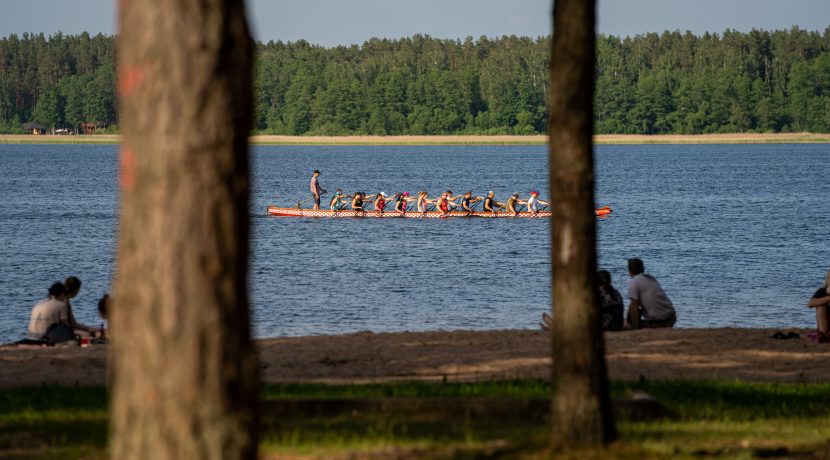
[1,381,830,459]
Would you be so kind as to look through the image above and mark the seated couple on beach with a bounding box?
[21,276,109,346]
[541,258,676,331]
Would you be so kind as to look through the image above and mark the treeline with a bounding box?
[0,32,115,133]
[2,28,830,135]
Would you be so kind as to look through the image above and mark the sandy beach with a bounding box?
[1,133,829,145]
[1,328,827,388]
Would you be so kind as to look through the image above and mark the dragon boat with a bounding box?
[266,205,612,218]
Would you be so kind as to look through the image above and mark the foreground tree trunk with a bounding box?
[111,1,258,458]
[549,0,616,447]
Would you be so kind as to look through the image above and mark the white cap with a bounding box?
[380,192,386,196]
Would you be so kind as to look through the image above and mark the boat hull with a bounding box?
[266,206,611,218]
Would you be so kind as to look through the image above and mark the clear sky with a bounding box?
[1,0,828,46]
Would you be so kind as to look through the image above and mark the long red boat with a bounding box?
[266,205,612,218]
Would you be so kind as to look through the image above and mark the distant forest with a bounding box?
[2,27,830,135]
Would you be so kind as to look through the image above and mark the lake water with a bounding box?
[1,143,828,342]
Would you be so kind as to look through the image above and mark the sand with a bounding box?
[2,133,829,145]
[1,328,828,388]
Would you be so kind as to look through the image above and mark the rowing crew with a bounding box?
[327,190,550,216]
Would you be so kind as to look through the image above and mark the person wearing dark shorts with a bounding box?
[309,170,325,210]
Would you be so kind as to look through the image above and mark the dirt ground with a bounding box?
[1,328,827,388]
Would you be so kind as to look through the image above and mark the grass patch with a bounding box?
[1,381,830,458]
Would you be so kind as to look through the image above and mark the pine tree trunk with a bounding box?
[110,1,258,458]
[548,0,617,446]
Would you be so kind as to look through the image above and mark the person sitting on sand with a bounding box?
[807,268,830,343]
[25,282,72,344]
[95,294,110,339]
[540,270,625,332]
[483,191,504,215]
[64,276,95,336]
[598,270,625,331]
[625,258,676,329]
[329,189,350,211]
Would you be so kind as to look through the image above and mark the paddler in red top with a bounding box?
[373,192,388,214]
[437,191,451,216]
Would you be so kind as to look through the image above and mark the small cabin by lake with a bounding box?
[21,122,46,135]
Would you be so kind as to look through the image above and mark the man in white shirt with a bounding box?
[626,258,676,329]
[27,283,70,341]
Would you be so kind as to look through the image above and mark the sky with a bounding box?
[1,0,828,46]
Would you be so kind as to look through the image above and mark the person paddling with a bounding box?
[505,193,524,216]
[417,191,434,213]
[460,191,483,213]
[526,190,549,214]
[329,189,350,211]
[351,192,370,212]
[395,192,413,214]
[483,191,504,215]
[373,192,388,214]
[445,190,462,211]
[437,191,451,216]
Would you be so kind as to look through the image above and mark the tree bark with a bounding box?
[549,0,616,447]
[111,1,258,459]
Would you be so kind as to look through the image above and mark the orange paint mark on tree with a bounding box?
[118,66,145,96]
[120,147,136,190]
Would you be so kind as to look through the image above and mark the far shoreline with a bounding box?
[1,132,829,146]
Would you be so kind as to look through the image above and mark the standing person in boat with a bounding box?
[373,192,388,214]
[483,191,504,215]
[526,190,550,214]
[309,170,326,210]
[329,189,350,211]
[460,191,483,213]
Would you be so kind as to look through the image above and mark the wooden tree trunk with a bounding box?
[548,0,616,446]
[111,1,258,458]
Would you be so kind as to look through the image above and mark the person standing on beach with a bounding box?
[625,258,676,329]
[807,268,830,342]
[310,170,326,210]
